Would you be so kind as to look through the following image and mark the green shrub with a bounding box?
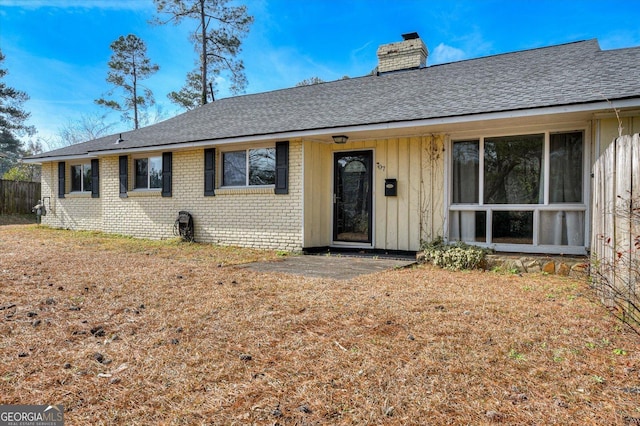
[421,237,488,271]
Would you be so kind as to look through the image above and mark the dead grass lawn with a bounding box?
[0,226,638,425]
[0,214,36,226]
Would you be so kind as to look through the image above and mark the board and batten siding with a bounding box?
[420,134,446,246]
[302,136,445,252]
[302,140,333,248]
[595,114,640,158]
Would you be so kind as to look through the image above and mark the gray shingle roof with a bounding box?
[30,39,640,160]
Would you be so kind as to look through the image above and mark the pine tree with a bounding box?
[154,0,253,109]
[0,49,35,176]
[95,34,159,130]
[167,70,205,110]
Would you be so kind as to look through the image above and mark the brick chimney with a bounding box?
[376,32,428,73]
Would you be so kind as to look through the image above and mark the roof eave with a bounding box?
[27,97,640,162]
[22,153,99,164]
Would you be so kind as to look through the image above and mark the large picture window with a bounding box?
[222,148,275,187]
[484,134,543,204]
[134,156,162,189]
[449,131,586,253]
[71,164,92,192]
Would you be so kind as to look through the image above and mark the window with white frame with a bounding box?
[222,148,275,187]
[134,156,162,189]
[71,163,92,192]
[449,131,586,252]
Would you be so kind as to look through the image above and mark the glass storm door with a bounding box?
[333,151,373,244]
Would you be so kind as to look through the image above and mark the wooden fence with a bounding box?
[591,134,639,325]
[0,179,41,215]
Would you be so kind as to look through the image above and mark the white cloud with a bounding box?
[429,43,466,65]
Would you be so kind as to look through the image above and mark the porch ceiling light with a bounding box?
[332,135,348,144]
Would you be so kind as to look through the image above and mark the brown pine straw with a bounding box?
[0,226,638,425]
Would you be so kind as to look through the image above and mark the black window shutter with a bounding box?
[58,161,65,199]
[162,152,172,197]
[119,155,128,198]
[275,141,289,194]
[91,159,99,198]
[204,148,215,196]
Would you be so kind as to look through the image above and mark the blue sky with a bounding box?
[2,0,640,149]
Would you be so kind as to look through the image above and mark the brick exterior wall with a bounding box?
[41,142,304,251]
[40,162,103,231]
[377,37,428,73]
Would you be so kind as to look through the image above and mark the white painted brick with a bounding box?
[41,143,304,251]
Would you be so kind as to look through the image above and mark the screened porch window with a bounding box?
[484,134,543,204]
[449,131,586,253]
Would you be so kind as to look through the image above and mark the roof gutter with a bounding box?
[25,97,640,162]
[22,153,98,164]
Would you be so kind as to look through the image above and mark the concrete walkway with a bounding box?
[239,254,416,280]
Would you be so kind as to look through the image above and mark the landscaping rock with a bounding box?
[557,263,570,276]
[239,353,252,361]
[570,262,589,278]
[511,259,525,273]
[26,311,38,317]
[524,260,541,273]
[93,352,105,363]
[542,262,556,274]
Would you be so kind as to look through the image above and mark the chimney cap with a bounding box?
[402,32,420,41]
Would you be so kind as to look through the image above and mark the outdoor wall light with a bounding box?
[332,135,349,144]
